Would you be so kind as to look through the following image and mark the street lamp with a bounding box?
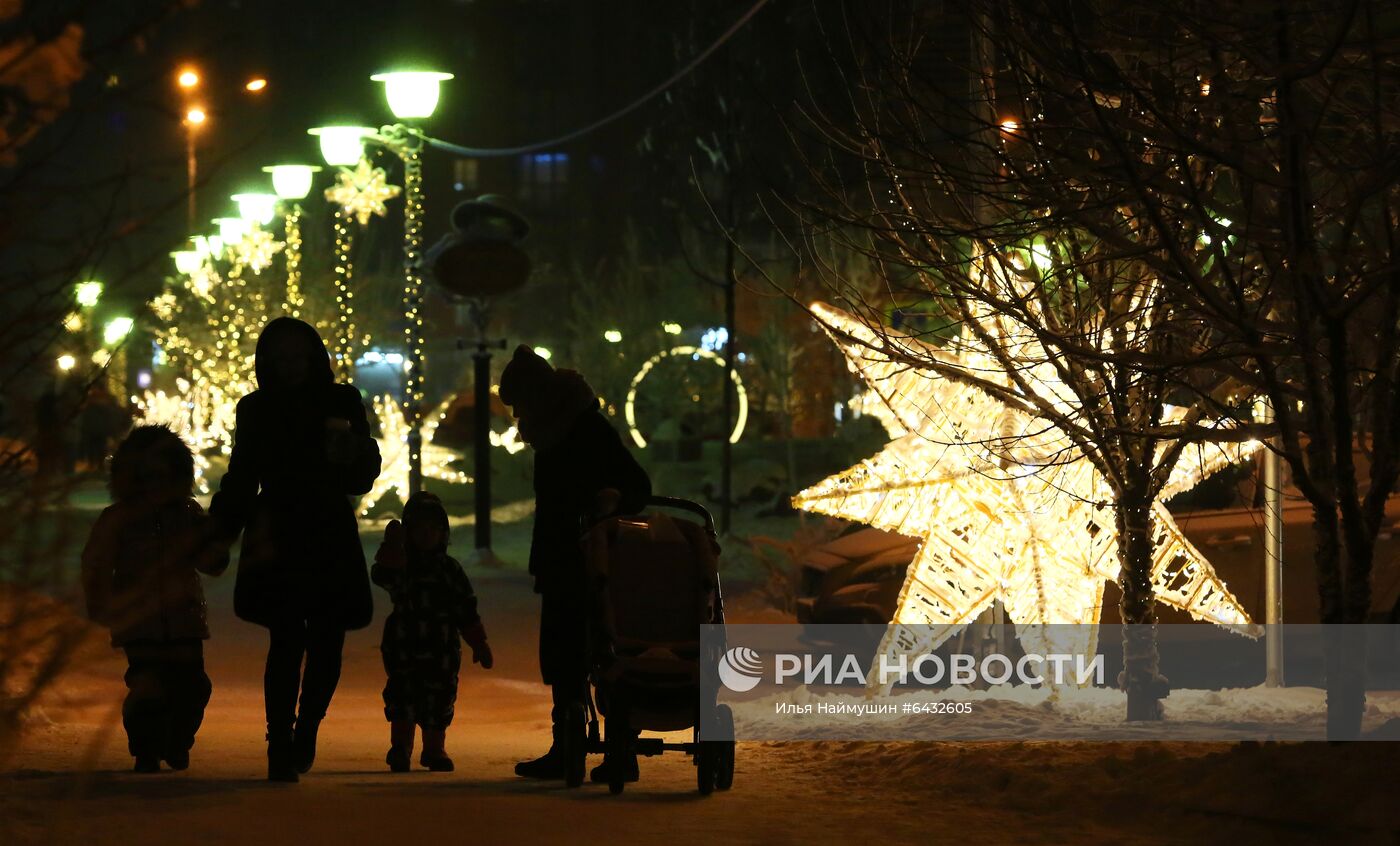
[214,216,251,244]
[264,164,320,201]
[171,250,204,275]
[308,131,379,378]
[264,164,322,318]
[307,125,373,167]
[231,192,278,226]
[103,316,135,401]
[104,316,134,346]
[370,67,452,495]
[75,280,103,308]
[370,71,454,120]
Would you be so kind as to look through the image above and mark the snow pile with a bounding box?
[732,684,1400,741]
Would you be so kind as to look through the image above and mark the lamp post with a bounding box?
[369,70,453,495]
[309,126,373,380]
[1255,397,1285,686]
[264,164,321,317]
[104,316,135,401]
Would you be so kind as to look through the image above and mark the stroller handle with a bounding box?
[646,496,717,536]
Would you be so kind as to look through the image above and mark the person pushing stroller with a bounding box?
[372,492,493,772]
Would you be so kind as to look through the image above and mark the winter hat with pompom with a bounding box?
[498,344,553,408]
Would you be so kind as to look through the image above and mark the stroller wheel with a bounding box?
[696,744,717,795]
[715,705,735,790]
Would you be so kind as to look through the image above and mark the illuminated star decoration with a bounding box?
[230,227,284,275]
[325,158,402,227]
[360,395,471,516]
[793,302,1262,679]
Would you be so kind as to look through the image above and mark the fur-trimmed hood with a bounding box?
[109,425,195,503]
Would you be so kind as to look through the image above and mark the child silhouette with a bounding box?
[372,492,492,772]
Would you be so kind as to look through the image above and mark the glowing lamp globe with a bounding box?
[308,126,372,167]
[214,217,251,243]
[263,164,322,201]
[104,316,135,345]
[75,280,103,308]
[171,250,203,275]
[232,192,279,226]
[370,71,453,120]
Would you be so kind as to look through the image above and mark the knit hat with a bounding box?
[498,344,554,408]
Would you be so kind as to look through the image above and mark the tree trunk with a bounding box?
[1310,501,1366,740]
[1115,492,1167,721]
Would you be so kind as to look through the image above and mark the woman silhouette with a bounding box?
[210,318,381,782]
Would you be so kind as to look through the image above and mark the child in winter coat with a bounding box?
[372,492,492,772]
[81,426,229,772]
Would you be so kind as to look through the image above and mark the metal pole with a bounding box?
[1258,396,1285,686]
[473,336,492,552]
[186,126,197,232]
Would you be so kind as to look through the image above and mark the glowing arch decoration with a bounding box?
[360,395,471,517]
[792,302,1261,678]
[624,345,748,449]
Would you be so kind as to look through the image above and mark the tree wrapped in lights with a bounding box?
[141,225,286,470]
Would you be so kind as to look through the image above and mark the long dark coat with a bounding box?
[210,319,381,630]
[530,408,651,594]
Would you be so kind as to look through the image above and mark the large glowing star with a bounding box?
[360,395,470,516]
[793,303,1261,677]
[325,158,402,227]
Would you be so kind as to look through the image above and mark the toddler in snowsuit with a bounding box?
[81,426,229,772]
[372,492,492,772]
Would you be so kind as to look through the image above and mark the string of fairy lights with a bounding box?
[282,204,304,318]
[329,206,357,381]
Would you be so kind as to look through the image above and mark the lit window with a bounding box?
[518,152,569,204]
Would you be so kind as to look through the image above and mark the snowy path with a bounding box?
[4,567,1394,845]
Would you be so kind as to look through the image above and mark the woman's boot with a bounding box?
[292,716,320,774]
[266,728,298,783]
[419,726,454,772]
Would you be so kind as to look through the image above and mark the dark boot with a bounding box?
[589,754,639,784]
[266,730,298,783]
[513,744,565,779]
[133,755,161,774]
[163,747,190,771]
[292,717,320,774]
[419,726,454,772]
[386,720,414,773]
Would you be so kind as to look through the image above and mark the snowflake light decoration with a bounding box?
[325,158,401,227]
[230,227,284,275]
[794,301,1262,676]
[360,395,471,516]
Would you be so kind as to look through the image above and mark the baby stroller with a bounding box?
[571,496,736,795]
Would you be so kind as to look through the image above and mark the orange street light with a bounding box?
[245,77,268,93]
[177,67,200,89]
[999,118,1020,133]
[185,106,207,127]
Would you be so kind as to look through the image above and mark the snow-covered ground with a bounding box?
[4,567,1397,845]
[733,683,1400,742]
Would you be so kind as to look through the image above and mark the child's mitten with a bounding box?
[376,519,407,569]
[463,621,493,669]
